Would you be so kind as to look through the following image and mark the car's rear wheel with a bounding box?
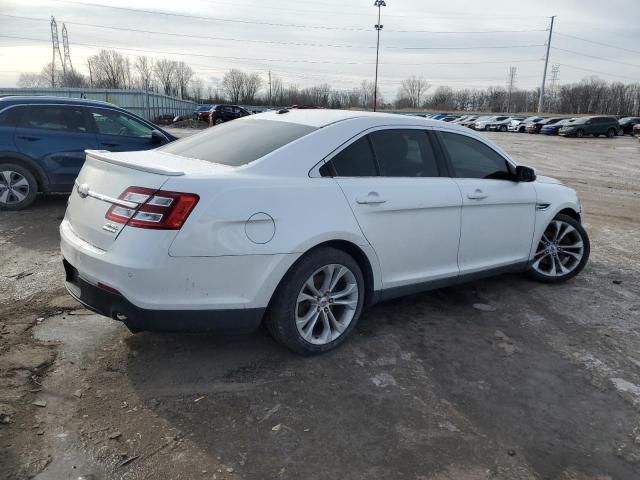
[606,128,616,138]
[499,125,507,132]
[575,129,584,138]
[519,126,525,133]
[528,214,590,283]
[0,164,37,210]
[266,247,365,355]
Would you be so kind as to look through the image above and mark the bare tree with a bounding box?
[222,69,246,103]
[135,56,154,90]
[174,61,194,99]
[190,77,204,102]
[154,59,177,95]
[399,76,430,108]
[18,72,49,88]
[242,72,262,103]
[86,50,129,89]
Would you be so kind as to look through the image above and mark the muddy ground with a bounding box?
[1,132,639,480]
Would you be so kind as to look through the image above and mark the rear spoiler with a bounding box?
[85,150,185,176]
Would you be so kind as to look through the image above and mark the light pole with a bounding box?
[373,0,386,112]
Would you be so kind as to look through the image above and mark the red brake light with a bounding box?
[105,186,199,230]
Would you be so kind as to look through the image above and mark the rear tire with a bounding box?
[606,128,616,138]
[265,247,365,355]
[0,164,38,210]
[499,125,507,132]
[528,214,590,284]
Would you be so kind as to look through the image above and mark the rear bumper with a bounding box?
[63,259,264,333]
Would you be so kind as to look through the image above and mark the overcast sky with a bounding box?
[0,0,638,98]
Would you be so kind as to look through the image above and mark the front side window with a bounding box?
[369,129,439,177]
[89,109,153,138]
[24,105,89,133]
[326,136,377,177]
[440,131,512,180]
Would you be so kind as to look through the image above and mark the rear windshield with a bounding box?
[158,119,316,166]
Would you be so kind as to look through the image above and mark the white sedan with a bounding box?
[60,109,590,354]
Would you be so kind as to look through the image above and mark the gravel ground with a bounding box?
[1,131,639,480]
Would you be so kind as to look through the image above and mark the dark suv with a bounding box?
[0,96,175,210]
[559,116,620,138]
[209,104,250,125]
[618,117,640,135]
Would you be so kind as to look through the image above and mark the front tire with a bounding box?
[214,118,224,125]
[528,214,590,283]
[0,164,38,210]
[575,129,584,138]
[265,247,365,355]
[499,125,507,132]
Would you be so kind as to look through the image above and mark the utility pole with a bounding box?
[538,15,555,113]
[506,66,517,113]
[373,0,386,112]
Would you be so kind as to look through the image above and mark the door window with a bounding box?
[370,129,439,177]
[89,108,153,138]
[440,131,512,180]
[324,136,377,177]
[24,105,89,133]
[0,106,24,126]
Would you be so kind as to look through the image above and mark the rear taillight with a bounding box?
[105,186,199,230]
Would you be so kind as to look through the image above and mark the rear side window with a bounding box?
[24,105,89,133]
[326,136,377,177]
[369,129,439,177]
[440,132,512,180]
[159,119,316,166]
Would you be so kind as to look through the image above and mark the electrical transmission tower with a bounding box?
[506,66,517,113]
[547,64,560,111]
[62,23,74,73]
[50,16,64,87]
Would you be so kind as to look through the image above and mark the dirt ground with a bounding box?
[1,132,639,480]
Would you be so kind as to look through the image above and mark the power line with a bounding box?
[552,46,640,69]
[557,63,638,82]
[0,14,547,51]
[45,1,546,34]
[0,34,544,67]
[555,32,640,56]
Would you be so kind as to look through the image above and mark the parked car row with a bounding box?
[446,113,633,139]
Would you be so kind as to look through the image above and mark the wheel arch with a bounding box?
[0,153,49,192]
[557,207,581,224]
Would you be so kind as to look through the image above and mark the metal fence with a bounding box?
[0,88,197,121]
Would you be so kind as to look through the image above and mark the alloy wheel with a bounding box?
[532,219,584,277]
[0,170,30,205]
[295,263,359,345]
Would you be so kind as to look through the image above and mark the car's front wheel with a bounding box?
[266,247,365,355]
[528,214,590,283]
[0,164,38,210]
[499,125,507,132]
[214,118,224,125]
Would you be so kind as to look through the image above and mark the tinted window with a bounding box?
[159,119,316,166]
[370,129,439,177]
[0,106,24,127]
[440,132,511,180]
[328,136,377,177]
[24,105,89,133]
[89,108,153,138]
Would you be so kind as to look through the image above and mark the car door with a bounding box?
[87,107,161,152]
[325,127,463,292]
[14,104,98,191]
[437,130,536,274]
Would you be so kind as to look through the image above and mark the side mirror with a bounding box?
[151,129,168,145]
[515,165,536,182]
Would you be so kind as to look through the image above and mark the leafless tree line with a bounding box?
[17,58,640,115]
[18,50,194,99]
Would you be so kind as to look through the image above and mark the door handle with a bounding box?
[467,189,488,200]
[356,192,387,205]
[101,143,119,147]
[17,136,40,142]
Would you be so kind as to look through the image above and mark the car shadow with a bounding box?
[123,272,639,479]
